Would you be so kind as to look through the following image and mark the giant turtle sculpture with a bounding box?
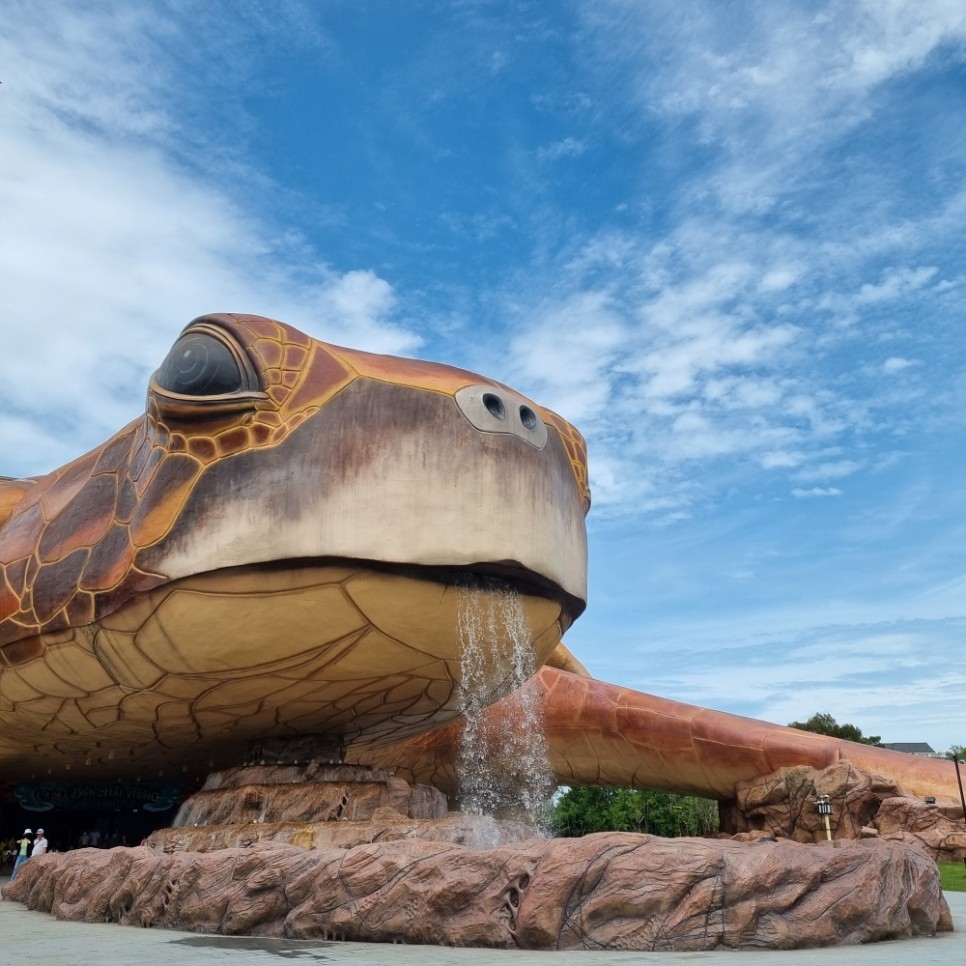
[0,313,959,806]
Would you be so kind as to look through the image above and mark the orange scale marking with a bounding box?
[188,437,219,461]
[252,338,284,370]
[0,580,18,623]
[283,345,308,370]
[280,349,355,418]
[214,427,251,457]
[334,345,484,397]
[251,424,273,446]
[37,454,99,522]
[0,505,47,562]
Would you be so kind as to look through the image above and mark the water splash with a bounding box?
[455,579,554,833]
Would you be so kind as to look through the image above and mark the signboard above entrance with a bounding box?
[14,782,180,813]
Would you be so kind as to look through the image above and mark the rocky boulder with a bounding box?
[724,761,966,861]
[1,834,949,950]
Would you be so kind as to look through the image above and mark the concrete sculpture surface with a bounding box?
[0,314,961,950]
[0,313,961,804]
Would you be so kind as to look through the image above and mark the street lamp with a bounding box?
[954,759,966,829]
[816,794,833,842]
[954,759,966,870]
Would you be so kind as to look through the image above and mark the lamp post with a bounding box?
[955,759,966,870]
[954,759,966,829]
[817,794,833,842]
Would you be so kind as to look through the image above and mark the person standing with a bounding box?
[31,828,48,857]
[9,829,32,881]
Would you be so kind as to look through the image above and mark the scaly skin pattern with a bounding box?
[0,314,587,781]
[0,313,959,807]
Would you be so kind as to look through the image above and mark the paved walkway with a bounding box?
[2,878,963,966]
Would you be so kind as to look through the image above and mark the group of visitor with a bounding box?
[6,828,47,881]
[3,828,137,871]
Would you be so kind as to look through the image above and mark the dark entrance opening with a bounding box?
[1,780,184,868]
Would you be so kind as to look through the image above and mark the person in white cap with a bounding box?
[9,829,32,880]
[31,828,48,857]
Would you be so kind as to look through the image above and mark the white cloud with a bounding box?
[306,270,402,346]
[537,137,589,162]
[505,291,627,423]
[580,1,966,242]
[883,356,918,374]
[593,1,966,140]
[760,451,806,469]
[794,460,862,482]
[0,3,417,478]
[791,486,843,498]
[492,196,953,518]
[855,266,939,305]
[759,266,803,292]
[640,322,798,401]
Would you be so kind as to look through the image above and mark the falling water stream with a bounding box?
[455,579,555,833]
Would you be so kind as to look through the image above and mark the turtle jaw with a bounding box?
[249,555,587,629]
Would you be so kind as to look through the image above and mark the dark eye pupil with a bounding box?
[155,334,242,395]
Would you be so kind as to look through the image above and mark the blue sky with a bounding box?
[2,1,965,752]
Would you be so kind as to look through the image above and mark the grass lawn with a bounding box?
[939,861,966,892]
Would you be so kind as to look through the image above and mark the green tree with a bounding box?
[552,786,719,838]
[947,745,966,761]
[787,712,882,746]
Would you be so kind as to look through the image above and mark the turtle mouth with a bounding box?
[251,555,586,631]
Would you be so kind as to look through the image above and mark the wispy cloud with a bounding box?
[490,2,966,519]
[0,3,417,477]
[537,137,589,163]
[791,486,843,499]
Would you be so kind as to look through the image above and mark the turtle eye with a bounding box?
[149,322,264,416]
[155,332,243,395]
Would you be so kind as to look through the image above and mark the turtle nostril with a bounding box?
[483,393,506,420]
[519,405,538,431]
[455,385,546,448]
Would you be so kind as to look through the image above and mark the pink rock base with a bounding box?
[1,834,951,950]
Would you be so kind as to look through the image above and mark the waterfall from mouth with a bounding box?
[455,580,554,832]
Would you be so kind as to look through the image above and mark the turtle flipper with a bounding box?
[357,666,961,804]
[0,477,38,528]
[531,668,960,800]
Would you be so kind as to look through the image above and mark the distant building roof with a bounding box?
[882,742,937,755]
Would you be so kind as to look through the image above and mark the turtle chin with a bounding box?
[0,558,573,783]
[76,559,565,765]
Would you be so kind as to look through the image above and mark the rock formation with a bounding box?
[3,762,955,950]
[146,764,536,852]
[172,763,448,826]
[724,761,966,861]
[2,835,950,950]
